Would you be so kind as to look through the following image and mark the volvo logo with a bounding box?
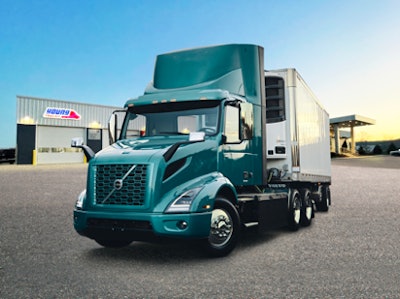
[101,165,137,204]
[113,179,123,190]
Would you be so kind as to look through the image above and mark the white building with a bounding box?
[16,96,120,164]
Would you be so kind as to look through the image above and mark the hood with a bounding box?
[91,136,217,165]
[86,136,219,212]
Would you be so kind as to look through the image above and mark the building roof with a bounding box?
[16,96,121,129]
[330,114,376,128]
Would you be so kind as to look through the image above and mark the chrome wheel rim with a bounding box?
[209,208,233,248]
[294,208,301,224]
[294,195,301,224]
[305,206,312,220]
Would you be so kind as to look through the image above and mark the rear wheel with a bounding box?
[316,186,330,212]
[287,189,301,231]
[95,239,132,248]
[204,197,240,257]
[300,189,313,227]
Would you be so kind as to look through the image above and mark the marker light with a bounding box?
[75,190,86,210]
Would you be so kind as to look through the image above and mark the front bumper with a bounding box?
[73,209,212,241]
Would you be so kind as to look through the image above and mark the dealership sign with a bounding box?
[43,107,81,120]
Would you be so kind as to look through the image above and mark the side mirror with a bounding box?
[108,113,118,145]
[71,137,95,162]
[240,102,253,140]
[224,105,240,143]
[71,137,84,147]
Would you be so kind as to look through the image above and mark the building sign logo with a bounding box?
[43,107,81,120]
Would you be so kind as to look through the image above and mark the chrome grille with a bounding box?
[94,164,147,206]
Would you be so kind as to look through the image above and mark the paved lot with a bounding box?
[0,157,400,298]
[332,154,400,169]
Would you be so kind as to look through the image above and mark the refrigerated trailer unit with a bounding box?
[265,68,331,209]
[72,44,331,256]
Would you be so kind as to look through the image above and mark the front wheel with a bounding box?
[203,197,240,257]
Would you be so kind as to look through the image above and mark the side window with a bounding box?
[265,76,285,123]
[224,105,240,143]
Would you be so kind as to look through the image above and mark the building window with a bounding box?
[38,147,81,153]
[88,129,101,140]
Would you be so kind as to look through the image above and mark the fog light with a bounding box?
[177,221,188,230]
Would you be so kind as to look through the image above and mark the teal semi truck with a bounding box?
[72,44,331,256]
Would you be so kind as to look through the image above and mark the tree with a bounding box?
[358,146,366,155]
[373,145,382,155]
[387,142,398,154]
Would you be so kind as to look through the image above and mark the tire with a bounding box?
[316,186,330,212]
[204,197,241,257]
[95,239,132,248]
[287,189,301,231]
[300,189,313,227]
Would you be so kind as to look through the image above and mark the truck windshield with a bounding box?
[121,100,220,139]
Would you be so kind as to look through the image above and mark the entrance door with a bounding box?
[16,124,36,164]
[87,128,102,153]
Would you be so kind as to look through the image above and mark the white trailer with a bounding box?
[265,68,331,210]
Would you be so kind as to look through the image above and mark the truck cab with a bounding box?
[74,91,259,256]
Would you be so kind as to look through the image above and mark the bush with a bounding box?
[358,146,366,155]
[387,142,398,154]
[373,145,382,155]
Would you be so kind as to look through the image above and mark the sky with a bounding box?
[1,0,399,147]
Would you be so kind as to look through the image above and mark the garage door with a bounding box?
[36,126,85,164]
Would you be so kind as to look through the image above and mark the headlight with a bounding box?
[75,190,86,210]
[165,187,202,213]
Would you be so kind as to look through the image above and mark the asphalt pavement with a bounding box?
[0,157,399,298]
